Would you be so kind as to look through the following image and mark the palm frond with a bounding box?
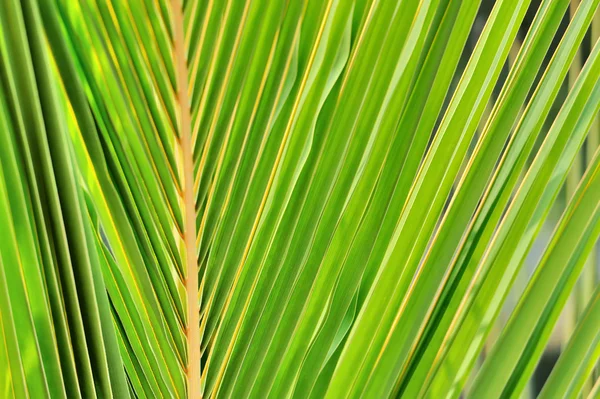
[1,0,600,397]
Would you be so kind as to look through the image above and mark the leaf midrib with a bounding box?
[172,1,201,398]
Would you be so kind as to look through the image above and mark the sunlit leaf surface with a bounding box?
[0,0,599,397]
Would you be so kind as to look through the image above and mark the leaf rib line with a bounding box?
[172,1,201,397]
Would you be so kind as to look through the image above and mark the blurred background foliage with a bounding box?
[455,0,600,395]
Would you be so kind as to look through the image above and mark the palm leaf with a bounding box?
[1,0,600,397]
